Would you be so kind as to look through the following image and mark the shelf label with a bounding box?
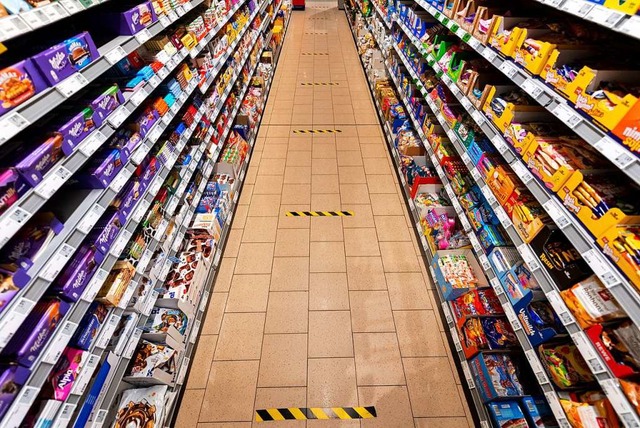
[35,166,71,199]
[168,10,178,21]
[137,248,153,273]
[594,135,635,169]
[521,78,544,99]
[469,233,482,253]
[492,134,509,155]
[79,130,106,157]
[110,229,132,257]
[499,61,519,78]
[71,354,99,396]
[460,96,472,111]
[119,280,138,309]
[546,290,574,326]
[511,161,534,184]
[6,386,39,426]
[177,356,190,385]
[517,243,540,271]
[600,379,638,426]
[524,349,548,384]
[542,199,570,229]
[494,205,512,228]
[148,125,163,144]
[154,219,169,241]
[0,15,29,42]
[149,175,163,196]
[552,103,582,128]
[586,4,623,27]
[159,15,170,27]
[107,105,130,128]
[56,73,89,98]
[81,268,108,302]
[124,329,143,359]
[442,302,453,325]
[479,254,491,272]
[190,319,201,344]
[481,185,497,205]
[56,402,77,425]
[22,8,52,29]
[91,409,107,427]
[620,14,640,36]
[461,360,475,389]
[96,313,120,349]
[77,203,105,234]
[460,214,472,231]
[571,330,606,374]
[130,87,148,106]
[199,291,210,313]
[135,28,152,44]
[0,298,36,348]
[110,168,130,192]
[41,243,75,282]
[105,46,127,65]
[0,207,30,247]
[176,5,186,16]
[179,91,188,103]
[561,0,593,16]
[159,258,172,280]
[133,199,150,223]
[503,303,521,330]
[0,111,30,144]
[143,290,159,316]
[490,277,503,295]
[471,109,485,125]
[581,249,621,287]
[131,143,151,166]
[42,320,77,364]
[162,112,173,125]
[481,46,497,62]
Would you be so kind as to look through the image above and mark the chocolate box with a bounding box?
[107,2,158,35]
[42,347,87,401]
[52,244,104,302]
[96,261,135,306]
[31,32,100,86]
[55,108,97,154]
[487,401,528,428]
[469,352,528,402]
[87,209,123,256]
[521,396,558,428]
[0,169,29,215]
[0,266,29,316]
[0,59,49,117]
[0,365,31,420]
[70,301,108,350]
[1,297,70,367]
[113,179,143,222]
[15,134,66,187]
[0,212,63,271]
[80,147,129,189]
[90,85,126,126]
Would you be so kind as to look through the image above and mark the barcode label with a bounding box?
[35,166,71,199]
[0,207,30,247]
[159,15,170,27]
[0,111,30,144]
[581,249,620,287]
[148,125,163,143]
[105,46,127,65]
[81,268,108,302]
[6,386,39,425]
[42,320,78,364]
[56,73,89,97]
[0,298,36,348]
[110,229,132,257]
[135,28,152,44]
[148,74,161,87]
[40,243,75,282]
[481,185,497,205]
[481,47,497,62]
[79,130,106,156]
[77,203,105,234]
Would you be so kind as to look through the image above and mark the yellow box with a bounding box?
[597,225,640,289]
[521,139,577,192]
[482,85,546,132]
[512,29,558,76]
[488,16,525,57]
[603,0,640,15]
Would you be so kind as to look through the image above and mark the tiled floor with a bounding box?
[177,3,475,427]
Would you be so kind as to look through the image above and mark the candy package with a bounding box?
[561,276,626,329]
[587,321,640,378]
[144,308,188,336]
[450,288,503,319]
[114,385,168,428]
[521,396,559,428]
[538,342,595,389]
[470,352,527,402]
[459,317,518,358]
[487,400,528,428]
[42,347,87,401]
[560,391,620,428]
[126,340,177,379]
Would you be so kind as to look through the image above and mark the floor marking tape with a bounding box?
[292,129,342,134]
[285,211,354,217]
[256,407,376,421]
[300,82,340,85]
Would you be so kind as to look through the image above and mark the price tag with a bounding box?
[0,110,30,144]
[571,330,606,373]
[135,28,152,44]
[144,290,159,316]
[524,349,549,384]
[124,329,143,359]
[461,360,475,389]
[107,105,130,128]
[131,143,150,166]
[34,166,71,199]
[55,403,77,425]
[43,2,68,21]
[71,354,99,396]
[503,303,521,329]
[600,379,638,423]
[0,15,29,41]
[460,214,472,231]
[168,10,178,21]
[148,74,161,88]
[521,78,544,99]
[451,328,463,352]
[137,248,153,274]
[149,176,163,196]
[468,36,482,50]
[581,249,621,287]
[594,135,635,169]
[77,203,105,234]
[469,233,482,253]
[456,27,466,39]
[198,291,210,313]
[561,0,593,15]
[460,96,472,111]
[40,243,75,282]
[494,205,512,228]
[154,219,169,240]
[0,207,30,247]
[119,279,138,309]
[471,167,482,182]
[441,302,453,326]
[42,320,77,364]
[56,73,89,97]
[133,200,150,223]
[177,356,190,384]
[542,199,570,229]
[511,161,533,184]
[479,254,491,272]
[586,4,623,27]
[6,386,39,425]
[148,125,163,144]
[190,319,201,344]
[109,168,129,192]
[552,103,582,128]
[130,87,148,107]
[105,45,127,65]
[79,130,106,156]
[96,313,120,349]
[517,243,540,271]
[163,112,173,124]
[22,8,51,29]
[543,391,569,425]
[490,277,503,295]
[547,290,574,326]
[471,109,485,125]
[160,258,172,280]
[0,298,36,348]
[481,185,497,205]
[91,409,107,427]
[159,15,170,27]
[499,61,519,79]
[481,46,497,62]
[110,229,132,257]
[179,91,188,103]
[620,14,640,37]
[81,268,108,302]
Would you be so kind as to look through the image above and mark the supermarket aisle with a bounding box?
[177,3,474,427]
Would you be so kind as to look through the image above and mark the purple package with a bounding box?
[90,85,125,127]
[55,108,97,155]
[0,266,30,317]
[80,148,128,188]
[1,297,70,367]
[134,108,159,138]
[107,2,157,35]
[0,169,29,215]
[138,157,159,191]
[0,365,31,420]
[43,347,86,401]
[114,179,142,222]
[87,209,123,256]
[0,212,64,271]
[0,58,50,117]
[52,245,104,302]
[120,131,143,157]
[70,301,108,350]
[15,135,66,187]
[31,32,100,86]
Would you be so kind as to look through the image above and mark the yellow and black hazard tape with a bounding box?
[292,129,342,134]
[300,82,340,86]
[286,211,354,217]
[255,406,377,421]
[301,52,329,55]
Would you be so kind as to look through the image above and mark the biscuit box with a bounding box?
[0,59,49,117]
[469,352,527,402]
[31,32,100,86]
[486,400,528,428]
[107,2,158,35]
[0,365,31,420]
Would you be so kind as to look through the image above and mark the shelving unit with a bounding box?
[347,0,640,426]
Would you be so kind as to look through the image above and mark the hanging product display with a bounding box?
[345,0,640,426]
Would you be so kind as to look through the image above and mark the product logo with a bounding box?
[57,369,75,389]
[104,163,114,177]
[575,94,593,112]
[98,96,112,111]
[602,242,619,263]
[30,328,49,353]
[72,270,88,290]
[514,51,525,65]
[69,122,83,137]
[132,11,140,24]
[544,71,558,85]
[561,191,580,214]
[49,51,67,71]
[0,69,24,85]
[518,309,534,335]
[8,240,30,261]
[36,154,52,172]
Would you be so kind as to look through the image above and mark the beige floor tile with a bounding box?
[346,257,387,290]
[287,150,312,166]
[394,310,447,357]
[265,291,309,333]
[359,144,387,158]
[262,145,289,159]
[403,358,466,417]
[284,166,312,184]
[353,333,405,386]
[235,243,275,274]
[311,160,339,177]
[176,389,204,428]
[247,195,281,217]
[253,387,307,427]
[349,291,395,332]
[414,418,472,428]
[307,358,358,407]
[186,334,218,389]
[232,201,249,228]
[258,334,308,387]
[379,242,421,273]
[310,216,344,241]
[312,174,340,193]
[253,175,284,195]
[275,228,310,257]
[214,258,235,293]
[225,275,271,312]
[198,423,252,428]
[358,386,414,428]
[310,241,346,272]
[289,137,313,152]
[281,184,312,205]
[357,125,382,137]
[245,166,258,185]
[279,205,312,229]
[369,194,404,216]
[340,184,370,205]
[344,228,380,256]
[309,311,354,357]
[199,361,260,422]
[214,312,265,360]
[224,229,243,258]
[239,184,254,205]
[337,150,363,166]
[338,166,367,184]
[311,193,342,211]
[366,175,397,194]
[385,273,432,309]
[266,126,292,138]
[271,257,309,291]
[309,273,350,310]
[258,158,287,175]
[242,217,278,242]
[201,293,228,335]
[373,216,411,242]
[335,137,361,151]
[341,204,375,228]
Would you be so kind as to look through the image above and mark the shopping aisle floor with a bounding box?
[176,3,475,427]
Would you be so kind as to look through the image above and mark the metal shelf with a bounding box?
[387,15,640,426]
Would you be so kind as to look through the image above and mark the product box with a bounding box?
[469,352,527,402]
[32,32,100,86]
[457,316,518,358]
[42,347,87,401]
[488,247,521,279]
[107,2,158,35]
[0,169,29,215]
[514,292,566,347]
[501,261,541,307]
[96,261,135,307]
[113,179,143,222]
[0,59,50,117]
[487,400,528,428]
[53,244,104,302]
[89,85,126,126]
[538,342,595,389]
[587,321,640,379]
[87,209,123,256]
[113,385,168,428]
[125,340,178,385]
[521,396,560,427]
[450,288,503,320]
[109,313,139,356]
[144,308,188,338]
[0,365,31,420]
[15,135,66,187]
[55,108,98,154]
[70,302,109,350]
[432,249,488,300]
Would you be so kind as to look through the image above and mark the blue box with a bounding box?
[521,396,559,427]
[469,352,526,402]
[487,400,527,428]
